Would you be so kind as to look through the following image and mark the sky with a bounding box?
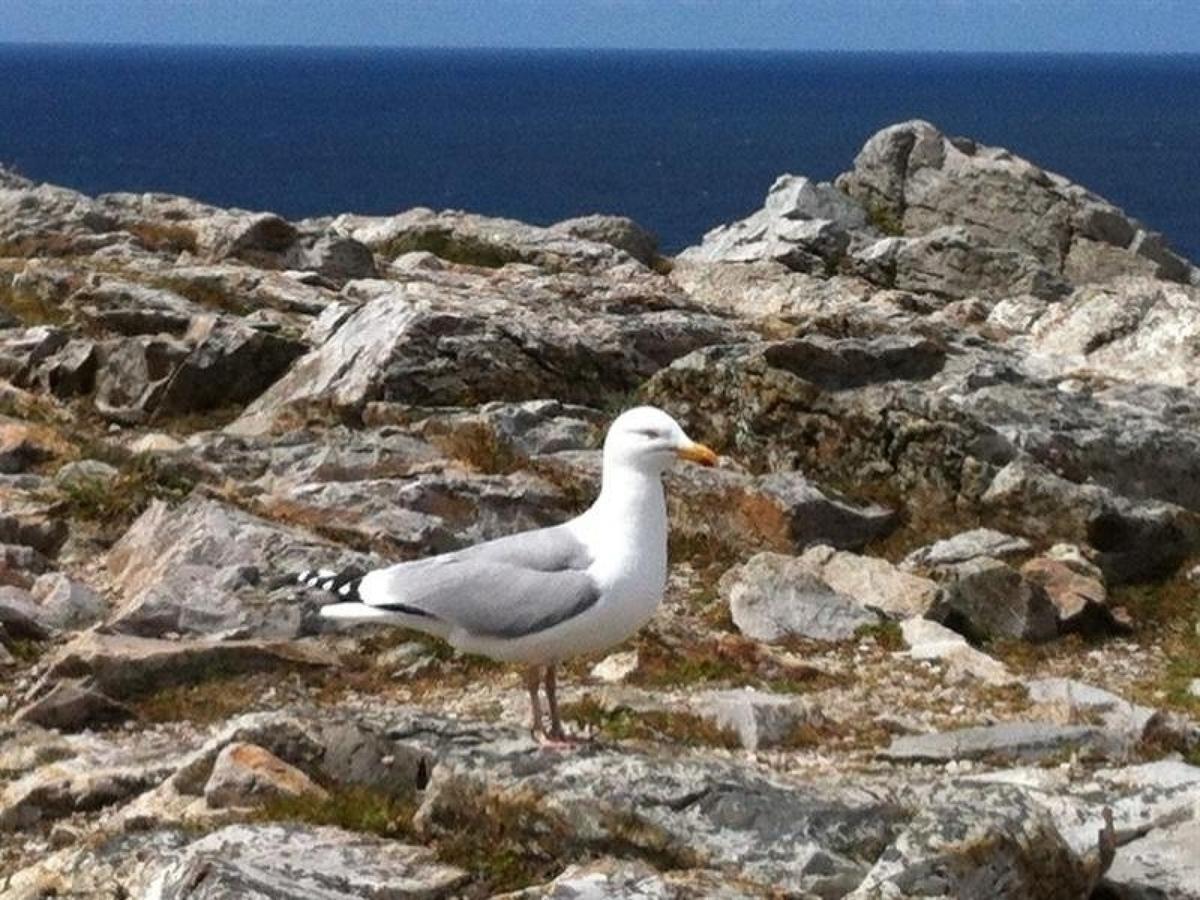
[3,0,1199,54]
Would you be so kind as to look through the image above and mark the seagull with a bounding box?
[298,405,718,742]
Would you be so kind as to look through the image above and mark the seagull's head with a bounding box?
[603,405,718,475]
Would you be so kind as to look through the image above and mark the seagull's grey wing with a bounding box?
[454,523,593,571]
[358,524,599,639]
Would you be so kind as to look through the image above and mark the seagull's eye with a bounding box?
[634,428,662,440]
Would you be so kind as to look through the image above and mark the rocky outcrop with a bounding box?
[836,119,1195,285]
[2,120,1199,896]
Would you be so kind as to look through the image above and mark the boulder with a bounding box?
[847,783,1096,900]
[550,214,659,266]
[143,824,468,899]
[883,225,1070,301]
[104,497,373,638]
[231,273,736,433]
[153,314,305,416]
[1029,277,1200,390]
[694,688,824,751]
[408,717,909,898]
[284,233,377,281]
[71,279,200,336]
[93,335,191,423]
[329,206,636,273]
[881,722,1113,764]
[1024,679,1160,753]
[902,528,1032,570]
[0,731,186,831]
[202,742,328,809]
[932,557,1059,643]
[836,119,1194,284]
[1100,817,1200,899]
[29,572,106,630]
[900,618,1014,686]
[0,580,46,626]
[679,175,870,273]
[38,631,335,699]
[502,858,774,899]
[721,552,881,642]
[789,545,940,619]
[12,678,134,732]
[981,459,1198,583]
[192,211,299,265]
[1021,555,1121,634]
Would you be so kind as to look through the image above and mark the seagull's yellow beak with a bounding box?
[676,440,719,467]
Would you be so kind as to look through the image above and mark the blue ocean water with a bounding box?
[0,45,1197,260]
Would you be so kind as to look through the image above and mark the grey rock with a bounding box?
[551,214,659,266]
[501,857,776,899]
[0,179,118,256]
[144,824,468,899]
[1100,816,1200,899]
[72,278,201,336]
[981,459,1198,583]
[330,206,637,273]
[837,119,1194,284]
[285,232,377,281]
[848,783,1096,900]
[0,585,53,639]
[231,272,735,433]
[1024,678,1161,751]
[680,175,870,273]
[164,711,427,803]
[37,631,335,700]
[30,572,106,630]
[694,688,823,750]
[34,337,98,398]
[404,714,909,898]
[461,449,898,561]
[154,314,305,416]
[0,326,69,384]
[1,826,187,899]
[0,542,51,589]
[1021,555,1123,634]
[193,211,299,264]
[902,528,1032,570]
[789,545,940,619]
[0,731,185,831]
[12,678,134,732]
[104,496,373,638]
[900,617,1014,686]
[257,469,574,559]
[881,722,1113,764]
[202,741,328,809]
[1029,277,1200,391]
[93,335,192,423]
[722,552,881,642]
[932,557,1059,643]
[882,225,1071,301]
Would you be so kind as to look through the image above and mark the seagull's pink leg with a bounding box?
[542,663,584,745]
[524,665,544,738]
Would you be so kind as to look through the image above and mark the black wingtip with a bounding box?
[296,568,365,603]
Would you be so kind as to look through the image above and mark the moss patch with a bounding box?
[126,221,198,255]
[561,694,739,749]
[253,784,418,840]
[629,632,833,694]
[56,452,196,539]
[384,230,522,269]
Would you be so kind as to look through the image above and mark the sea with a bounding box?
[1,45,1197,260]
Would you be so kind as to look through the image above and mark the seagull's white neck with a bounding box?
[570,460,668,559]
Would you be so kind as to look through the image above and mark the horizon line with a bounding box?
[2,41,1199,57]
